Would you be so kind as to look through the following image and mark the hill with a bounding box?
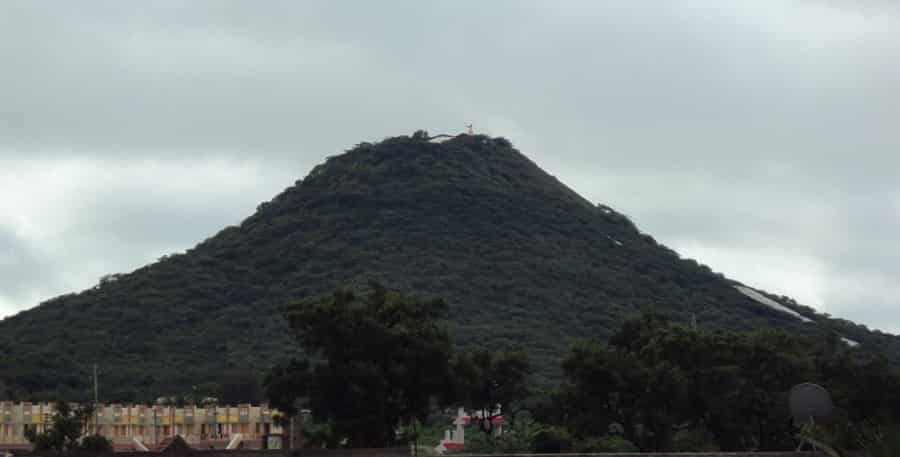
[1,132,897,401]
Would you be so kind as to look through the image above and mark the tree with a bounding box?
[25,401,111,453]
[0,379,9,400]
[80,433,114,453]
[264,359,312,420]
[561,342,663,447]
[556,313,872,452]
[190,382,221,407]
[453,348,532,436]
[266,282,455,447]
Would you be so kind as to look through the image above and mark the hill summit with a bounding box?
[0,132,895,400]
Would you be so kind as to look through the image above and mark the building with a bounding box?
[0,402,283,451]
[435,407,504,454]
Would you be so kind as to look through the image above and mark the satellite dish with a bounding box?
[789,383,834,425]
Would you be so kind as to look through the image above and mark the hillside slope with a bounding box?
[0,133,896,401]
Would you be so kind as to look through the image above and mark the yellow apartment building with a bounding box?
[0,402,283,450]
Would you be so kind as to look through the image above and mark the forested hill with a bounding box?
[0,132,897,401]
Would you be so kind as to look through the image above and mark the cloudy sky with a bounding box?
[1,1,898,332]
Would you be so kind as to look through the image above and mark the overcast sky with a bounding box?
[1,1,898,332]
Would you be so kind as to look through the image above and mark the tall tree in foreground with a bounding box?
[265,282,455,447]
[453,349,532,436]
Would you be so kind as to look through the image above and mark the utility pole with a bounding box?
[94,364,98,403]
[289,416,295,451]
[413,418,418,457]
[94,364,99,435]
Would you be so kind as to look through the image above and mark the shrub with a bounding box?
[464,430,499,454]
[574,435,639,453]
[672,427,719,452]
[532,426,572,453]
[80,434,113,453]
[858,423,900,457]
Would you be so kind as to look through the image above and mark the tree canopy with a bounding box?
[452,349,532,435]
[25,401,112,453]
[543,313,900,452]
[265,282,455,447]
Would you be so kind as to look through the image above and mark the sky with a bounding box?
[1,1,899,332]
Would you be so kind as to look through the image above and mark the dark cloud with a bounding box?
[1,1,898,332]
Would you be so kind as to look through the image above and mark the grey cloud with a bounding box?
[0,0,898,332]
[570,166,900,329]
[0,226,59,315]
[0,156,296,317]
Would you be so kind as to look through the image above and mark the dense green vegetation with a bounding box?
[264,283,455,447]
[534,313,900,452]
[1,132,898,401]
[453,314,900,454]
[452,349,532,436]
[268,295,900,453]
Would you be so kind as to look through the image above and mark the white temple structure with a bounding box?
[434,407,504,454]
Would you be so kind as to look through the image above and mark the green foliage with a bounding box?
[79,434,114,453]
[810,422,900,457]
[671,427,719,452]
[462,429,501,454]
[496,417,545,453]
[402,420,446,455]
[463,417,546,454]
[300,419,343,449]
[574,435,639,453]
[2,132,900,399]
[463,417,577,454]
[25,401,109,453]
[263,359,311,420]
[266,283,455,448]
[796,424,845,457]
[552,313,900,452]
[452,349,532,436]
[531,426,573,453]
[856,423,900,457]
